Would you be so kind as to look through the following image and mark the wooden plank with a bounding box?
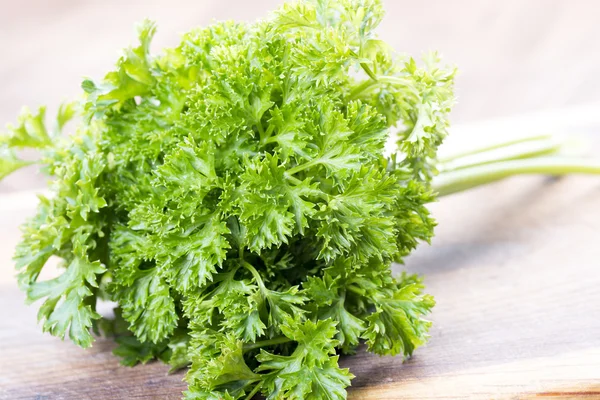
[2,108,600,398]
[350,173,600,398]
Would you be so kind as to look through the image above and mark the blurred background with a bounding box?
[1,0,599,192]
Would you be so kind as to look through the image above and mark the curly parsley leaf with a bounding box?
[0,146,32,179]
[257,318,353,400]
[27,254,106,348]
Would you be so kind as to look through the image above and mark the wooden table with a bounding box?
[1,108,600,399]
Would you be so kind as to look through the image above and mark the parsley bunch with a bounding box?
[4,0,599,399]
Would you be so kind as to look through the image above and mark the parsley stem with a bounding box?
[284,173,303,186]
[284,172,330,202]
[347,80,375,101]
[348,75,420,100]
[257,123,267,144]
[259,124,276,147]
[347,284,366,296]
[438,136,562,172]
[438,133,555,163]
[287,160,317,175]
[240,260,267,292]
[244,382,263,400]
[243,336,292,352]
[360,63,378,81]
[433,157,600,196]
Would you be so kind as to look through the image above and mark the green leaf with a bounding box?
[319,298,366,353]
[314,164,399,262]
[0,146,31,180]
[27,255,106,348]
[264,285,307,330]
[117,267,179,344]
[362,274,435,357]
[186,332,260,398]
[304,272,365,353]
[113,335,169,367]
[237,154,321,251]
[257,318,353,400]
[1,106,52,148]
[153,135,219,198]
[14,195,69,289]
[84,19,157,115]
[56,101,79,133]
[220,289,267,343]
[162,213,231,294]
[167,330,192,372]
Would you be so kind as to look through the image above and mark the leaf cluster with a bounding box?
[2,1,454,399]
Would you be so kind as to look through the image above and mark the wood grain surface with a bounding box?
[1,107,600,399]
[2,1,600,397]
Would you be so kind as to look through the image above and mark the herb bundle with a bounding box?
[2,1,599,399]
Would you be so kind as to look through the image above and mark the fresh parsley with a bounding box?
[3,0,599,399]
